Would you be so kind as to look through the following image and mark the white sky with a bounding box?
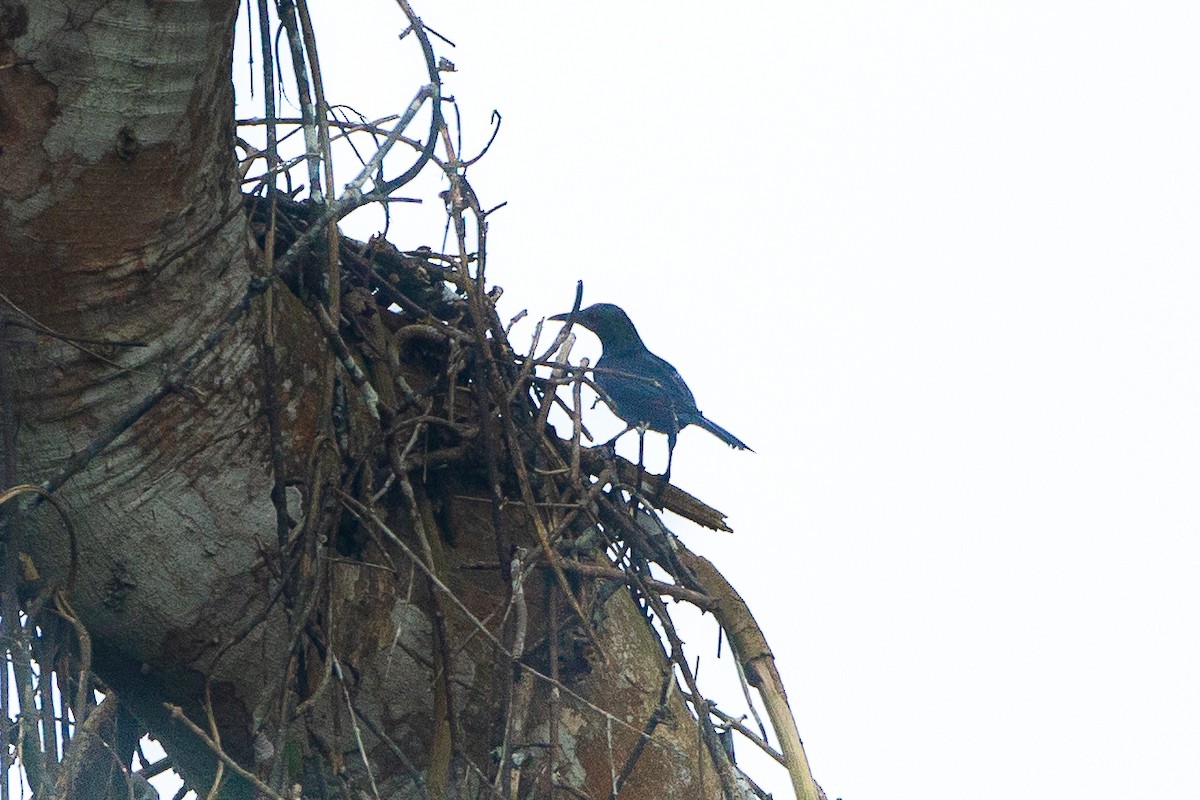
[194,2,1200,799]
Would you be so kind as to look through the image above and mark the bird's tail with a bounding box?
[697,416,754,452]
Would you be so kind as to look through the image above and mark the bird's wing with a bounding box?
[595,353,697,433]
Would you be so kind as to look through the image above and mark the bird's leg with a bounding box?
[634,424,648,496]
[653,430,677,505]
[665,432,675,483]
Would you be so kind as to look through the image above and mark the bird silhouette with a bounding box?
[550,302,751,482]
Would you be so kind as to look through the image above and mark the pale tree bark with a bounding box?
[0,2,818,799]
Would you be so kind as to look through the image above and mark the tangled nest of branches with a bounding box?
[228,1,824,794]
[238,183,819,800]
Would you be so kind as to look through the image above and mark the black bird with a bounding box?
[550,303,751,481]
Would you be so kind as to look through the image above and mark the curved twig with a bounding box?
[379,0,443,195]
[0,483,79,592]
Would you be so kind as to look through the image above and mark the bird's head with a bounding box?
[549,302,644,352]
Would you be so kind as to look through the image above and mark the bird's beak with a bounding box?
[548,312,570,322]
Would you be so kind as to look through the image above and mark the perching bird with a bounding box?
[550,302,751,481]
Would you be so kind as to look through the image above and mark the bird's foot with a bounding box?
[649,468,671,507]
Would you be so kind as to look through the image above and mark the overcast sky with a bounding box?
[217,2,1200,799]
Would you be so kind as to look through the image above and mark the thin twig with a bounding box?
[332,654,383,800]
[52,592,94,728]
[733,653,770,745]
[268,84,436,284]
[641,589,740,800]
[681,694,786,768]
[494,547,531,798]
[548,574,560,800]
[276,0,323,202]
[164,704,285,800]
[254,0,279,195]
[202,683,225,800]
[610,667,674,799]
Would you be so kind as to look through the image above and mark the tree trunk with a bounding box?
[0,2,773,798]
